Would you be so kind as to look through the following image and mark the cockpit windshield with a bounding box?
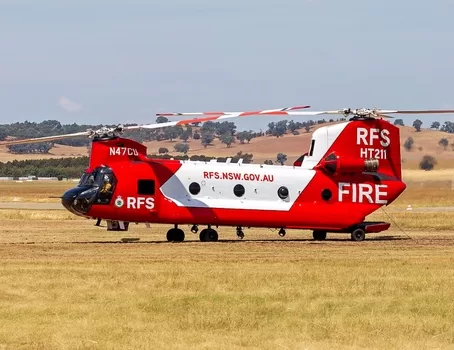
[78,166,115,188]
[78,172,95,187]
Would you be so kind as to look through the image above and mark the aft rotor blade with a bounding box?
[384,109,454,114]
[0,131,91,146]
[156,105,311,117]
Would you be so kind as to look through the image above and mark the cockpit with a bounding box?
[61,166,116,216]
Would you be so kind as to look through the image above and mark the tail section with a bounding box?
[305,118,402,181]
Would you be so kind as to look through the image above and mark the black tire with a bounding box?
[166,229,176,242]
[174,229,185,242]
[199,229,218,242]
[199,229,208,242]
[313,230,327,241]
[351,228,366,242]
[206,229,218,242]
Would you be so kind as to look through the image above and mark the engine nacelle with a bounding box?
[317,152,379,175]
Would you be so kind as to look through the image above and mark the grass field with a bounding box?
[1,216,454,349]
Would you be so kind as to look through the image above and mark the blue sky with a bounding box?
[1,0,453,131]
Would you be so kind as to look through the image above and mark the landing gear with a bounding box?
[199,228,218,242]
[236,226,244,239]
[190,224,199,233]
[351,228,366,242]
[278,228,286,237]
[106,220,129,231]
[166,225,185,242]
[313,230,327,241]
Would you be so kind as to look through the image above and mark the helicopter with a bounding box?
[3,106,454,242]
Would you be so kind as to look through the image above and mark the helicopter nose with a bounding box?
[61,187,86,214]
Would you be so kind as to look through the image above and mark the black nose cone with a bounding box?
[61,187,86,214]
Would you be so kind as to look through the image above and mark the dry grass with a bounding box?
[0,181,75,202]
[1,214,454,349]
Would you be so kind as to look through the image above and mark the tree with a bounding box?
[394,119,404,126]
[403,137,414,151]
[201,132,214,148]
[413,119,423,132]
[156,116,169,123]
[305,125,311,133]
[419,155,437,171]
[180,130,191,142]
[164,126,183,141]
[431,121,440,130]
[439,138,449,150]
[0,127,7,141]
[220,133,235,148]
[267,122,275,135]
[158,147,168,154]
[272,120,287,138]
[441,121,454,133]
[236,131,247,144]
[276,153,287,165]
[215,121,236,136]
[264,160,273,165]
[287,120,298,132]
[244,130,254,143]
[174,143,190,154]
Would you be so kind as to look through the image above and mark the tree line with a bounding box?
[0,153,255,178]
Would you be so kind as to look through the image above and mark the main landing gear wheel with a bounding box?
[199,228,218,242]
[351,228,366,242]
[313,230,327,241]
[166,228,185,242]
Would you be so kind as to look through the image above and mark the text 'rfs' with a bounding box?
[127,197,154,209]
[109,147,139,156]
[203,171,274,182]
[357,128,390,147]
[356,127,390,160]
[115,196,155,210]
[338,182,388,204]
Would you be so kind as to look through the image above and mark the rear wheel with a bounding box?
[199,228,218,242]
[313,230,327,241]
[167,228,185,242]
[351,228,365,242]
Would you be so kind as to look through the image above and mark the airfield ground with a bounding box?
[0,173,454,349]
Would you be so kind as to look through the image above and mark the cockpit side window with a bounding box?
[309,139,315,157]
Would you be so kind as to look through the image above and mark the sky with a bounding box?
[1,0,454,131]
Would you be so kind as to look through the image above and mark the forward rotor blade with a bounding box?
[156,105,311,117]
[0,131,91,146]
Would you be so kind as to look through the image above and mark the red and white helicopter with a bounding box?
[4,106,454,241]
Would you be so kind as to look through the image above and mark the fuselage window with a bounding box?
[233,184,245,197]
[138,179,155,195]
[309,139,315,156]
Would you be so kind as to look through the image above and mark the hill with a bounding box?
[1,123,454,170]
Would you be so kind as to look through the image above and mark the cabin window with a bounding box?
[233,184,245,197]
[138,179,155,195]
[309,140,315,156]
[189,182,201,195]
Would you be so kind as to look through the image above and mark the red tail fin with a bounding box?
[309,119,402,180]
